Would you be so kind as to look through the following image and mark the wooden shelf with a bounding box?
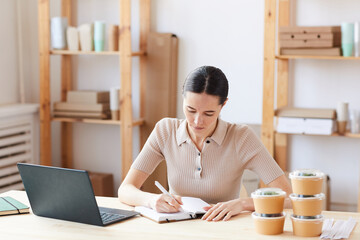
[51,117,145,126]
[276,131,360,138]
[50,50,145,56]
[276,55,360,60]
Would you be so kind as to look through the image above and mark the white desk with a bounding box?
[1,190,359,239]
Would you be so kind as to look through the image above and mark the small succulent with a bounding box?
[299,172,316,177]
[260,191,278,195]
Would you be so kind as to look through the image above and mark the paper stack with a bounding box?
[320,218,357,239]
[53,90,111,119]
[276,107,337,135]
[279,26,341,56]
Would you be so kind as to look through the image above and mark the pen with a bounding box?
[155,181,182,206]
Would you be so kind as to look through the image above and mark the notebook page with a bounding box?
[181,197,210,214]
[135,206,194,222]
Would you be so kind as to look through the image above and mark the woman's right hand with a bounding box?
[148,194,183,213]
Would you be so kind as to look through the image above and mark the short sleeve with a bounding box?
[130,118,170,174]
[235,125,284,184]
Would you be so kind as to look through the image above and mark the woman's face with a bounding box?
[183,92,225,139]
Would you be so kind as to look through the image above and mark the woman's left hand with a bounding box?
[201,198,244,221]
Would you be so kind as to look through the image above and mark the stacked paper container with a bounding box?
[289,169,325,237]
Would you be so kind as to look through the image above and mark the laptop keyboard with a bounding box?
[100,212,127,224]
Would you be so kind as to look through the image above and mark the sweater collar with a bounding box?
[176,118,227,146]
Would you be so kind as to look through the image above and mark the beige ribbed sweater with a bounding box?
[131,118,284,204]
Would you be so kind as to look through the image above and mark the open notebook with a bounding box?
[135,197,210,223]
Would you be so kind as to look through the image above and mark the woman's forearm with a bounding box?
[118,184,158,208]
[239,197,255,211]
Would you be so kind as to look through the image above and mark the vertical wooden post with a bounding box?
[139,0,151,148]
[274,0,290,171]
[261,0,277,156]
[120,0,133,179]
[38,0,52,166]
[61,0,74,168]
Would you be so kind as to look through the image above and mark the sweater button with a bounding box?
[206,140,210,144]
[197,167,201,171]
[198,152,201,156]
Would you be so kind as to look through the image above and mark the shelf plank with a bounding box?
[275,131,360,138]
[276,55,360,60]
[50,50,145,56]
[52,117,144,126]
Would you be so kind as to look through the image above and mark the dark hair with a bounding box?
[182,66,229,105]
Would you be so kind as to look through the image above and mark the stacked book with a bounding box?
[279,26,341,56]
[276,107,337,135]
[53,90,110,119]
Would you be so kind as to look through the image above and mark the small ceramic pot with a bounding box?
[289,169,324,195]
[251,188,286,214]
[252,212,286,235]
[290,193,325,216]
[291,214,324,237]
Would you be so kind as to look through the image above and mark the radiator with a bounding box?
[0,104,39,193]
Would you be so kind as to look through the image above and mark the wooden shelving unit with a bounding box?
[262,0,360,211]
[38,0,154,179]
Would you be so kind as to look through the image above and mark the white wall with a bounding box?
[288,0,360,211]
[0,0,19,104]
[6,0,360,210]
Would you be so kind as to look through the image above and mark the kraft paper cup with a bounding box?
[251,188,286,214]
[290,193,325,216]
[289,169,324,195]
[252,212,286,235]
[291,215,324,237]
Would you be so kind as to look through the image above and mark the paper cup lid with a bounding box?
[251,188,286,198]
[289,169,325,179]
[290,193,325,200]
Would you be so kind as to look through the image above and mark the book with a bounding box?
[67,91,110,104]
[54,102,110,112]
[53,110,110,119]
[276,107,336,119]
[280,47,341,56]
[0,196,29,216]
[134,197,210,223]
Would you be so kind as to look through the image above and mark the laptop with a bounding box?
[17,163,138,226]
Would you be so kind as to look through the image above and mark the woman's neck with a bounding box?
[187,119,218,151]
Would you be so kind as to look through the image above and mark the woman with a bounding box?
[118,66,291,221]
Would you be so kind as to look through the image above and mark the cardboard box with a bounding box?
[280,32,335,40]
[279,26,341,34]
[277,117,335,135]
[280,39,340,48]
[88,172,114,197]
[67,91,110,104]
[280,48,341,56]
[279,26,341,49]
[276,107,336,119]
[54,102,110,112]
[277,117,305,134]
[304,118,336,135]
[53,110,110,119]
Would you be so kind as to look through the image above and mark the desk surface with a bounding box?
[1,190,359,240]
